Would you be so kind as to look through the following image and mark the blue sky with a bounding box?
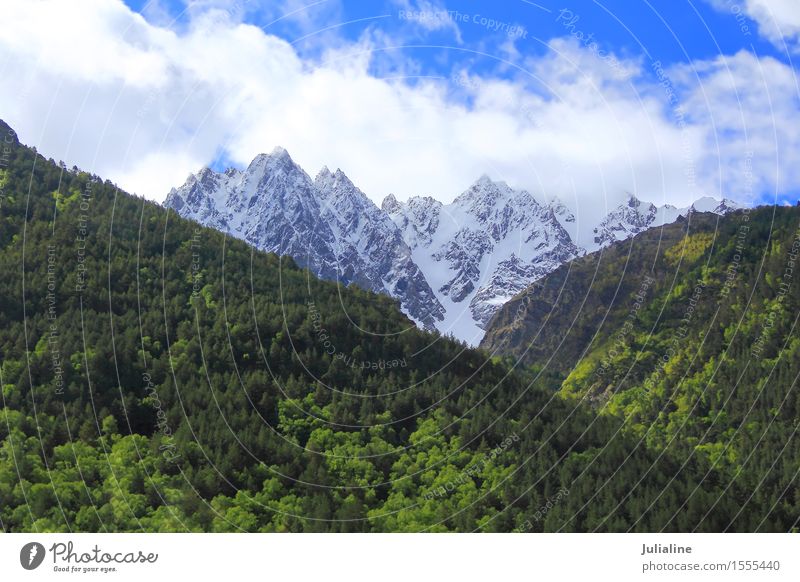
[123,0,791,78]
[125,1,783,60]
[1,0,798,209]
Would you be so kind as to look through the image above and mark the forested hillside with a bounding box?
[482,202,800,523]
[0,118,796,532]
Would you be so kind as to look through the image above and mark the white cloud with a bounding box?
[393,0,463,43]
[666,50,800,203]
[711,0,800,50]
[0,0,797,219]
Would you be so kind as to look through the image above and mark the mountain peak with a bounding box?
[249,146,295,167]
[473,174,513,193]
[314,165,358,194]
[245,148,306,181]
[454,174,513,208]
[316,165,332,180]
[270,145,290,158]
[625,192,642,207]
[690,196,743,214]
[184,166,218,189]
[408,194,440,206]
[382,193,401,214]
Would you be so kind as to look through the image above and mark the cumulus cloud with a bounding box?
[711,0,800,50]
[666,49,800,203]
[0,0,797,218]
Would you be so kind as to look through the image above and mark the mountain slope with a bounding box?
[1,118,794,532]
[481,206,800,498]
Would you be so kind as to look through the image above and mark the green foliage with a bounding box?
[484,204,800,529]
[0,118,796,532]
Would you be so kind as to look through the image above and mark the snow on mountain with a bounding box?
[589,193,662,250]
[587,193,743,252]
[165,149,742,346]
[385,176,581,343]
[547,197,578,242]
[689,196,743,214]
[383,194,443,249]
[165,150,445,329]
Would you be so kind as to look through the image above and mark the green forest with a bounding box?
[483,200,800,531]
[0,118,797,532]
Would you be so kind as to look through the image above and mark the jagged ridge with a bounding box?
[165,150,445,329]
[166,151,741,344]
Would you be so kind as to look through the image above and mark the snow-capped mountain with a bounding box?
[384,176,580,343]
[386,186,741,343]
[165,149,741,345]
[587,194,741,250]
[164,148,445,329]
